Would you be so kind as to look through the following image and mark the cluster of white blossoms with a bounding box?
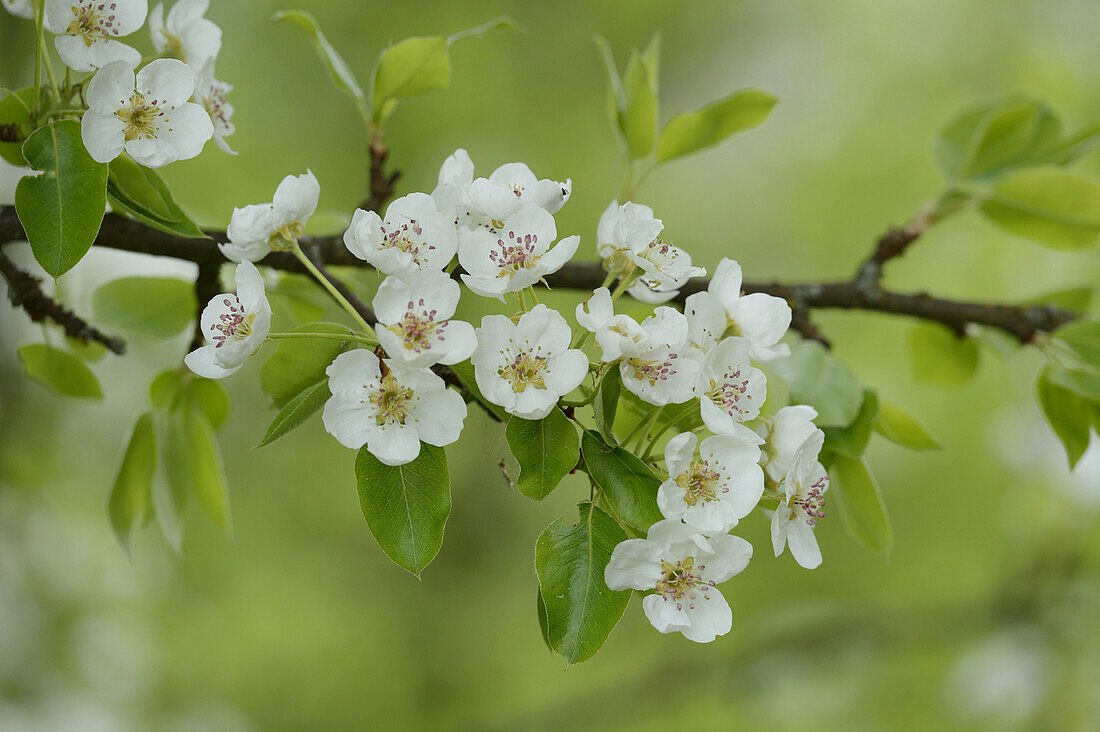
[183,149,830,642]
[7,0,238,166]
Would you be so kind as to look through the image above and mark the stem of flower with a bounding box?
[623,404,663,449]
[289,242,375,336]
[640,401,697,461]
[267,331,377,347]
[32,1,43,122]
[609,266,639,304]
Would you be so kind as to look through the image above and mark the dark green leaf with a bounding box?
[593,367,622,443]
[505,410,580,501]
[15,120,107,277]
[826,454,893,555]
[258,379,330,447]
[907,322,980,385]
[108,412,157,552]
[274,10,365,104]
[874,397,943,451]
[106,155,206,238]
[655,89,777,163]
[580,430,662,532]
[536,587,552,652]
[17,343,102,399]
[770,340,864,426]
[535,503,630,664]
[260,322,350,407]
[822,389,879,457]
[354,444,451,576]
[980,167,1100,251]
[92,277,196,339]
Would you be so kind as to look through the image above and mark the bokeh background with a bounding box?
[3,1,1100,729]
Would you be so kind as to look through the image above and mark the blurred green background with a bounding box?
[3,1,1100,729]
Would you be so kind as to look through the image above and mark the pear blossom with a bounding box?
[626,239,706,304]
[343,193,457,277]
[471,304,587,419]
[685,290,728,353]
[698,258,792,362]
[457,204,579,299]
[2,0,33,19]
[220,171,320,262]
[430,148,474,224]
[696,336,767,441]
[465,161,571,221]
[81,59,213,167]
[616,307,700,406]
[184,261,271,379]
[193,57,235,155]
[657,432,765,535]
[575,287,649,362]
[149,0,221,68]
[322,350,468,466]
[596,200,663,274]
[757,405,820,482]
[771,430,829,569]
[605,519,752,643]
[44,0,147,72]
[373,271,477,368]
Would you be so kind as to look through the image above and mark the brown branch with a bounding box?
[190,260,222,351]
[0,206,1081,345]
[361,140,400,213]
[0,247,126,354]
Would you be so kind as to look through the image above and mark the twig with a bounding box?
[361,140,400,213]
[190,260,222,351]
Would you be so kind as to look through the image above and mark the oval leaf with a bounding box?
[15,120,107,277]
[580,430,662,531]
[935,97,1061,181]
[656,89,777,163]
[505,410,580,501]
[92,276,197,339]
[1036,366,1094,468]
[622,50,657,159]
[185,408,231,531]
[260,322,351,407]
[354,444,451,576]
[822,389,879,457]
[874,398,943,451]
[980,167,1100,251]
[826,454,893,555]
[770,340,864,427]
[535,503,630,664]
[106,155,206,238]
[109,412,157,551]
[17,343,103,399]
[593,367,622,443]
[1055,319,1100,366]
[371,36,450,122]
[258,379,330,447]
[907,323,980,385]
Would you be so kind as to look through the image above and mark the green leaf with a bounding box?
[580,430,662,532]
[935,96,1061,180]
[446,15,523,44]
[1036,120,1100,166]
[1048,368,1100,401]
[371,36,449,122]
[770,341,864,427]
[536,587,553,652]
[505,410,580,501]
[1036,366,1094,468]
[156,410,191,551]
[826,454,892,555]
[185,408,231,531]
[621,50,657,159]
[108,412,157,552]
[980,167,1100,251]
[66,336,107,362]
[1025,285,1093,313]
[274,10,365,105]
[447,360,509,422]
[593,35,626,144]
[1055,319,1100,366]
[15,120,107,277]
[822,389,879,457]
[106,155,207,238]
[655,89,777,163]
[354,444,451,576]
[92,277,197,339]
[17,343,103,399]
[907,322,980,385]
[874,397,943,451]
[258,379,330,447]
[593,367,622,443]
[535,503,630,664]
[150,369,185,410]
[0,87,37,166]
[260,322,350,407]
[187,377,231,431]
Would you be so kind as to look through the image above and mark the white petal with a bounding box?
[664,431,697,477]
[136,58,194,107]
[159,102,214,162]
[532,177,571,214]
[709,258,744,315]
[413,387,467,447]
[184,344,238,378]
[536,234,579,276]
[642,593,689,634]
[80,111,126,163]
[786,521,822,569]
[322,397,372,449]
[273,170,320,228]
[342,208,385,261]
[729,292,791,348]
[124,137,174,168]
[604,538,662,590]
[366,425,422,466]
[467,178,523,220]
[166,0,207,31]
[85,60,136,111]
[543,350,588,398]
[326,349,381,394]
[701,534,753,583]
[233,260,267,313]
[435,320,477,365]
[678,589,732,643]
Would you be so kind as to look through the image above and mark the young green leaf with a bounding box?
[108,412,157,552]
[535,503,630,664]
[874,397,943,451]
[621,50,657,159]
[980,167,1100,251]
[1036,366,1094,468]
[185,409,232,532]
[260,322,350,407]
[505,410,580,501]
[822,389,880,457]
[593,35,626,144]
[15,120,107,277]
[907,322,980,385]
[17,344,103,399]
[1054,319,1100,366]
[92,277,196,339]
[0,87,37,166]
[935,96,1061,180]
[655,89,777,163]
[354,444,451,576]
[1048,368,1100,402]
[66,336,108,362]
[580,430,662,532]
[258,379,330,447]
[274,10,365,105]
[826,453,893,555]
[770,340,864,427]
[1025,285,1093,313]
[446,15,523,44]
[188,377,232,431]
[156,410,190,551]
[106,155,207,238]
[593,367,622,443]
[150,369,186,410]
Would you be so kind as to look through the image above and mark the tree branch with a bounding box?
[0,205,1080,345]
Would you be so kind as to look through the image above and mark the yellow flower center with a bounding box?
[116,91,162,141]
[369,372,415,426]
[500,351,548,393]
[675,459,722,506]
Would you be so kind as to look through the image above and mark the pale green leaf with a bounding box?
[822,389,879,457]
[185,409,231,532]
[92,277,196,339]
[935,96,1062,180]
[108,412,157,551]
[274,10,364,104]
[371,36,449,122]
[826,453,893,555]
[17,343,102,399]
[1036,366,1093,468]
[622,50,657,159]
[1055,319,1100,366]
[980,167,1100,250]
[655,89,777,163]
[874,397,943,451]
[446,15,523,44]
[907,322,980,385]
[770,340,864,427]
[260,322,350,407]
[258,379,330,447]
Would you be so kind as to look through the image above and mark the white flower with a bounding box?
[322,350,468,466]
[616,307,700,406]
[696,336,767,441]
[471,304,587,419]
[184,260,271,379]
[684,290,728,353]
[758,405,819,482]
[193,57,235,155]
[466,161,571,221]
[149,0,221,68]
[596,200,663,266]
[605,519,752,643]
[343,193,457,277]
[658,432,764,535]
[430,148,474,224]
[595,200,703,302]
[220,171,320,262]
[771,429,829,569]
[44,0,146,72]
[3,0,34,19]
[373,270,477,368]
[626,239,705,304]
[575,287,650,362]
[457,204,579,299]
[701,258,792,362]
[81,59,213,167]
